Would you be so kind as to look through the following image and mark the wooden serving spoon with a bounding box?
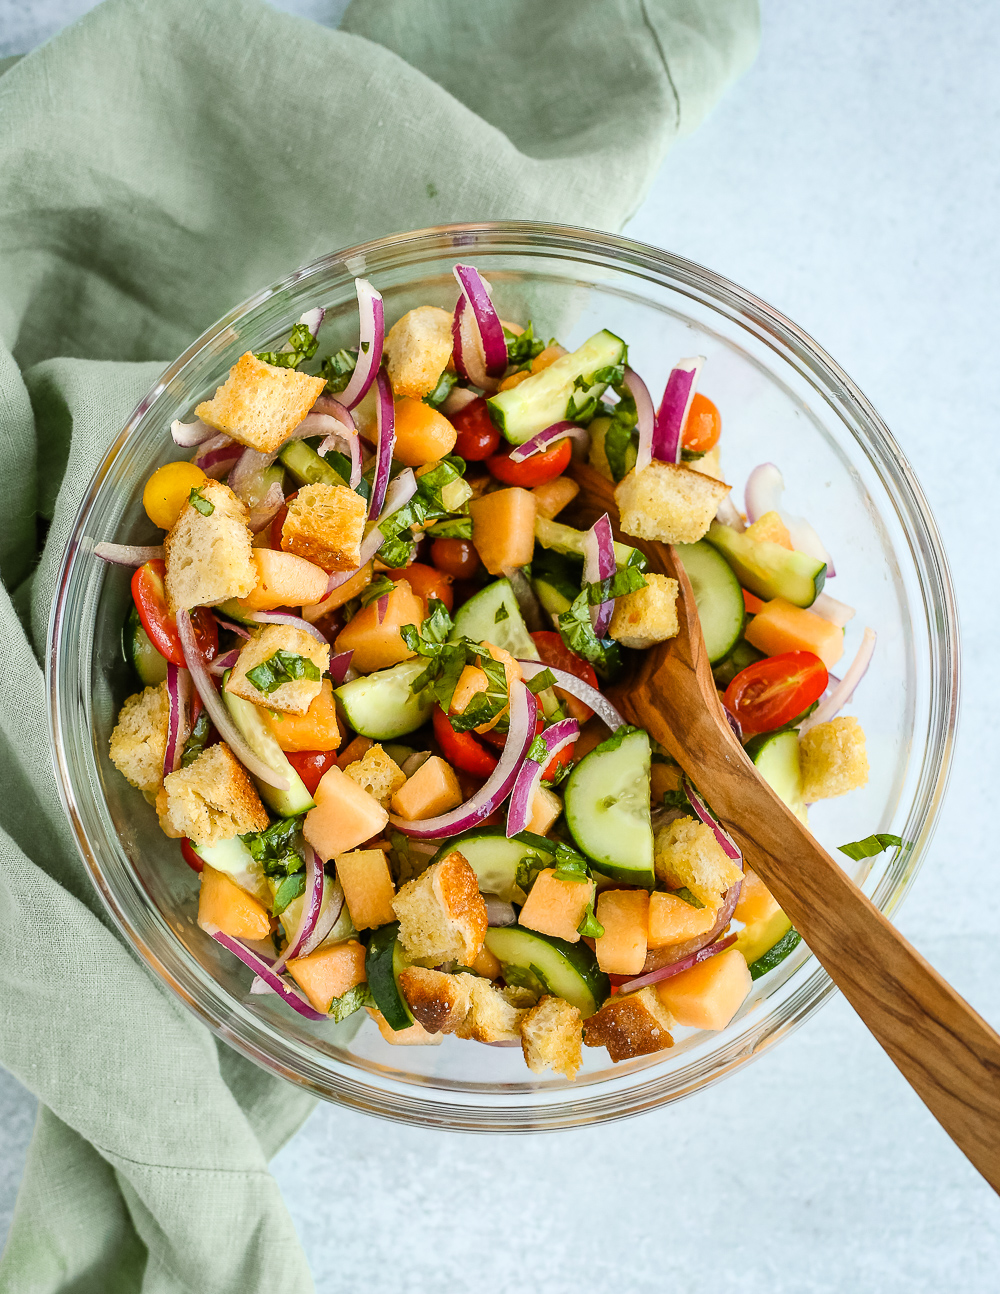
[567,460,1000,1192]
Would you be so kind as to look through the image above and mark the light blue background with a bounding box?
[3,2,999,1289]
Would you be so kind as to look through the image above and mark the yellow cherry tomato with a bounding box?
[392,397,458,467]
[143,461,208,530]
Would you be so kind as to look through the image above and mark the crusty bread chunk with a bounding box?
[654,815,742,910]
[344,744,406,810]
[800,717,869,801]
[384,306,453,399]
[158,743,269,846]
[520,995,583,1079]
[366,1006,443,1046]
[109,683,177,798]
[614,461,731,545]
[163,479,255,614]
[610,574,680,650]
[281,482,366,572]
[225,624,329,715]
[195,351,325,453]
[454,975,526,1044]
[392,851,488,965]
[399,966,473,1034]
[583,986,675,1062]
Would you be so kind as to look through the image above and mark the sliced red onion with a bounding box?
[401,750,432,777]
[271,845,324,976]
[501,566,544,633]
[368,370,395,519]
[714,495,745,532]
[248,480,286,534]
[452,296,491,392]
[93,542,164,566]
[228,446,276,501]
[653,357,704,465]
[324,466,417,595]
[244,610,329,645]
[176,609,289,790]
[390,681,538,839]
[163,663,191,778]
[214,616,251,640]
[209,648,243,676]
[340,279,384,409]
[812,592,855,628]
[452,264,507,391]
[508,421,589,464]
[193,433,240,478]
[683,778,742,865]
[203,926,325,1020]
[625,367,657,475]
[484,896,516,927]
[640,882,742,973]
[582,513,616,637]
[296,305,325,341]
[744,463,835,577]
[506,718,579,837]
[440,386,479,418]
[329,650,354,684]
[785,516,836,578]
[724,709,743,744]
[300,881,346,960]
[517,659,624,731]
[171,417,216,448]
[615,933,737,994]
[800,627,876,733]
[317,420,362,489]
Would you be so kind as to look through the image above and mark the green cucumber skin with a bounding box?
[563,728,655,886]
[124,607,168,686]
[484,925,609,1018]
[748,928,802,980]
[279,439,349,489]
[534,516,640,572]
[365,923,414,1030]
[712,639,764,690]
[674,541,745,664]
[532,575,574,625]
[335,659,434,740]
[448,578,540,661]
[745,729,808,824]
[221,675,315,816]
[706,521,826,608]
[430,828,553,903]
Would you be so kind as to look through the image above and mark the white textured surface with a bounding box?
[4,0,1000,1286]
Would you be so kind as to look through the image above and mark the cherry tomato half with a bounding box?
[451,397,500,461]
[723,650,828,737]
[180,839,203,873]
[486,437,572,488]
[131,560,218,666]
[432,704,498,778]
[388,562,453,612]
[431,537,481,580]
[286,750,338,796]
[682,393,722,454]
[530,631,599,723]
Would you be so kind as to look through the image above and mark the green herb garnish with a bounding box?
[257,321,320,369]
[188,487,214,516]
[246,650,321,695]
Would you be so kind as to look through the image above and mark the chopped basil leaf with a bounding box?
[424,370,458,409]
[514,855,548,892]
[257,322,320,369]
[672,886,705,909]
[838,833,911,862]
[502,962,551,996]
[421,597,454,645]
[681,447,706,462]
[188,487,214,516]
[245,650,321,695]
[180,710,211,767]
[415,455,468,515]
[583,566,646,605]
[328,982,374,1022]
[557,589,621,670]
[359,574,396,608]
[272,871,306,916]
[577,902,605,938]
[320,348,358,392]
[504,321,546,370]
[527,735,548,764]
[427,515,473,540]
[565,361,626,423]
[241,816,305,878]
[603,384,639,482]
[378,536,416,568]
[524,668,556,696]
[449,654,508,734]
[494,603,510,624]
[592,723,642,756]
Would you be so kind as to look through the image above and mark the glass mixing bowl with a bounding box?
[47,222,958,1131]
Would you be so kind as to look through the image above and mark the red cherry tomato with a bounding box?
[682,393,722,454]
[431,537,481,580]
[723,650,828,737]
[431,705,498,778]
[286,750,338,796]
[387,562,454,612]
[530,630,599,723]
[180,839,203,873]
[131,560,218,666]
[451,397,500,460]
[486,437,572,488]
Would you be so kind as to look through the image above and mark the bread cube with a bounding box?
[454,975,526,1043]
[518,868,594,944]
[609,573,680,650]
[520,995,583,1079]
[195,351,325,453]
[163,479,256,614]
[281,482,366,572]
[583,986,675,1062]
[614,461,731,545]
[399,966,472,1034]
[225,624,329,715]
[366,1006,443,1046]
[799,717,869,801]
[392,851,487,965]
[654,816,742,909]
[344,744,406,810]
[158,743,269,846]
[384,306,454,399]
[109,683,173,797]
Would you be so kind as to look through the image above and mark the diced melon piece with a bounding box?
[471,945,501,979]
[366,1006,443,1046]
[334,580,424,673]
[647,891,718,948]
[650,761,682,804]
[526,786,562,836]
[266,678,341,752]
[655,947,752,1030]
[745,597,844,669]
[734,868,781,926]
[519,868,595,944]
[594,889,649,975]
[531,475,579,520]
[303,766,388,861]
[198,863,272,940]
[337,735,373,770]
[231,548,329,612]
[287,939,367,1013]
[334,849,397,930]
[469,488,536,574]
[744,510,792,550]
[390,755,462,821]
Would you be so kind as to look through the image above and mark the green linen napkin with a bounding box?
[0,0,758,1289]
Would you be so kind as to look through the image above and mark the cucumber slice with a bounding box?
[487,330,626,445]
[674,541,745,664]
[747,927,802,980]
[449,578,541,661]
[745,729,808,825]
[587,414,637,483]
[734,906,793,968]
[706,521,825,608]
[431,828,553,903]
[484,925,609,1017]
[535,516,642,571]
[563,727,655,885]
[123,606,168,686]
[191,836,270,906]
[365,923,414,1030]
[335,659,434,740]
[532,574,575,625]
[279,438,349,489]
[221,673,316,816]
[712,639,764,690]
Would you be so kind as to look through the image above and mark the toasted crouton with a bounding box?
[583,987,675,1062]
[163,479,256,614]
[520,996,583,1079]
[799,717,869,801]
[158,743,269,846]
[195,352,325,453]
[225,624,329,715]
[399,966,472,1034]
[366,1006,443,1046]
[454,975,527,1043]
[384,306,454,398]
[392,851,488,965]
[109,683,174,797]
[344,744,406,810]
[654,816,742,909]
[281,482,366,572]
[610,573,680,650]
[614,461,731,545]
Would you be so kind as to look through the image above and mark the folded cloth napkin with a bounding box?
[0,0,758,1289]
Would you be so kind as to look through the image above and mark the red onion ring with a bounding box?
[624,367,657,474]
[508,421,589,464]
[582,513,616,638]
[800,627,876,732]
[440,386,479,418]
[163,663,191,778]
[516,659,624,731]
[368,370,395,519]
[714,495,746,532]
[452,264,507,386]
[506,718,579,836]
[653,356,703,465]
[316,411,362,489]
[615,932,737,994]
[684,778,742,864]
[501,566,544,633]
[214,616,251,640]
[812,592,855,629]
[484,896,516,927]
[93,542,164,566]
[329,650,354,684]
[744,463,836,577]
[323,467,417,596]
[203,927,325,1020]
[340,279,384,409]
[247,480,286,534]
[209,648,242,676]
[296,306,325,341]
[244,610,329,645]
[171,417,216,447]
[271,845,324,975]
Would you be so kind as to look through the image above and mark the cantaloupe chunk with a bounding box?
[519,868,595,944]
[469,488,536,574]
[337,735,373,770]
[744,597,844,669]
[594,889,649,975]
[744,510,793,550]
[198,863,272,940]
[734,868,781,926]
[647,891,718,948]
[334,849,396,929]
[390,755,462,821]
[471,945,501,979]
[287,939,367,1013]
[526,786,562,836]
[266,678,341,752]
[302,562,373,622]
[366,1006,443,1046]
[531,476,579,520]
[231,549,329,612]
[334,580,424,673]
[303,766,388,861]
[655,947,752,1030]
[448,642,522,733]
[649,761,682,804]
